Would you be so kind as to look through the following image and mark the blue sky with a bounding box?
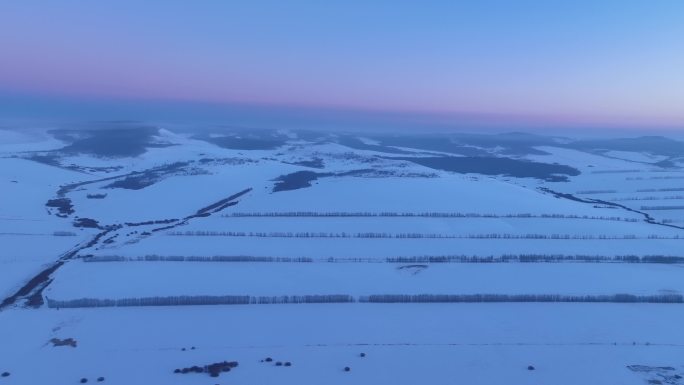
[1,1,683,130]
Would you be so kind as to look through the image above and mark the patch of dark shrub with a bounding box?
[174,361,238,378]
[50,337,77,347]
[46,198,74,216]
[73,218,100,229]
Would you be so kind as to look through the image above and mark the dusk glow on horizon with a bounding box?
[1,1,683,130]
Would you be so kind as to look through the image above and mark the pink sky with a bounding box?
[1,1,683,130]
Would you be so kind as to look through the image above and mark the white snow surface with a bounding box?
[2,127,684,385]
[48,261,684,299]
[0,304,683,385]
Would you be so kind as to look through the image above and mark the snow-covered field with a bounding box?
[47,261,684,299]
[2,125,684,384]
[0,235,88,298]
[1,304,683,385]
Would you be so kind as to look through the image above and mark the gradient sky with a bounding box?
[1,1,683,130]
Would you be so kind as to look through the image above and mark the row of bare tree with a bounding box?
[167,231,682,240]
[226,211,635,222]
[82,254,684,264]
[46,293,682,308]
[46,295,354,308]
[360,294,684,303]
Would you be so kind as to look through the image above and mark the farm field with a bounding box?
[47,261,684,301]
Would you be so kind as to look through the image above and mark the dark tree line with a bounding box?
[613,195,684,202]
[47,294,353,308]
[47,295,251,308]
[83,255,313,263]
[386,254,684,264]
[226,211,636,222]
[637,188,684,192]
[359,293,684,304]
[82,254,684,264]
[250,295,353,304]
[627,176,684,180]
[641,205,684,211]
[46,293,682,308]
[167,231,682,240]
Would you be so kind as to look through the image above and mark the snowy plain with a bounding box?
[1,125,684,384]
